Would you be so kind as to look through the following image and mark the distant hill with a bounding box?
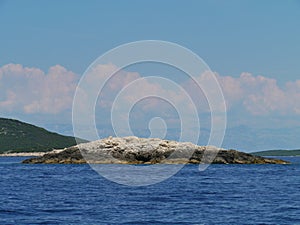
[252,149,300,156]
[0,118,87,153]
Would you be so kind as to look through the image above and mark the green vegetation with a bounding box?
[252,149,300,156]
[0,118,87,153]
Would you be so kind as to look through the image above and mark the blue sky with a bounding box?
[0,0,300,142]
[1,0,299,81]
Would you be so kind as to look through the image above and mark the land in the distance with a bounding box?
[0,118,86,153]
[252,149,300,156]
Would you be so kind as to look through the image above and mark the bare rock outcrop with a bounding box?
[22,136,289,164]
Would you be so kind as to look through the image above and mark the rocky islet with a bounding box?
[22,136,289,164]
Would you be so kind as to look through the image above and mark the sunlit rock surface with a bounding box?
[22,136,289,164]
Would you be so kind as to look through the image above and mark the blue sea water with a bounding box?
[0,156,299,225]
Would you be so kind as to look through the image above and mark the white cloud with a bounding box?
[1,63,300,119]
[216,72,300,115]
[87,64,200,118]
[0,64,78,114]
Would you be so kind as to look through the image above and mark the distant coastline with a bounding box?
[252,149,300,157]
[0,152,45,157]
[0,149,64,157]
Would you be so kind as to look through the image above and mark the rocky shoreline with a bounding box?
[22,136,289,164]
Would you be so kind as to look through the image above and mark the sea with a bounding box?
[0,156,299,225]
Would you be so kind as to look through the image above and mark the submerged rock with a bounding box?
[22,136,289,164]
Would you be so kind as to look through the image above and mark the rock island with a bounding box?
[22,136,289,164]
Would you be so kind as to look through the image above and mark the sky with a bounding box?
[0,0,300,144]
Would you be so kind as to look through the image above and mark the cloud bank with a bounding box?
[0,63,299,119]
[0,64,77,114]
[218,73,300,115]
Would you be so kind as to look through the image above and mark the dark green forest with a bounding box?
[0,118,86,153]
